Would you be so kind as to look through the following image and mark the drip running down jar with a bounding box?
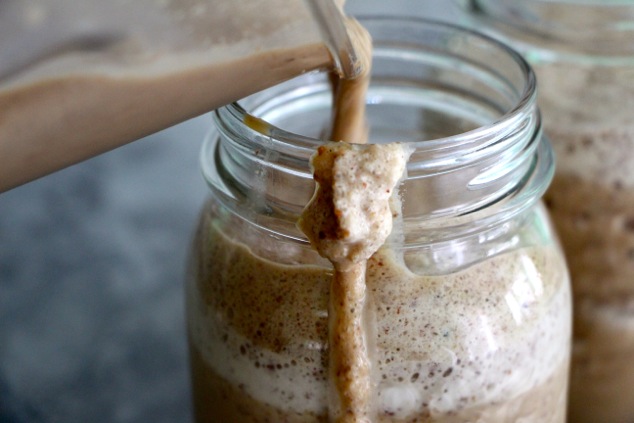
[460,1,634,421]
[186,17,571,422]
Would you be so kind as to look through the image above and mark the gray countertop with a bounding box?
[0,117,210,422]
[0,3,456,422]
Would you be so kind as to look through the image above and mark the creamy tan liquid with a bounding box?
[535,62,634,423]
[186,205,571,422]
[0,0,335,192]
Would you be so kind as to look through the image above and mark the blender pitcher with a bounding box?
[0,0,357,192]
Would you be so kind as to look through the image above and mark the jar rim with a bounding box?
[202,16,552,244]
[220,16,537,158]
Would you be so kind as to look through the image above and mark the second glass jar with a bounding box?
[186,17,571,422]
[460,2,634,421]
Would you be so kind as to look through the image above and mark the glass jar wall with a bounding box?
[460,2,634,421]
[186,17,571,422]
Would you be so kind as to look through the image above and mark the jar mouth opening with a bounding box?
[221,16,537,158]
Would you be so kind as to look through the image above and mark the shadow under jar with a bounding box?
[460,1,634,421]
[185,17,571,423]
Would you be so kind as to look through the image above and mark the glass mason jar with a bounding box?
[185,17,571,422]
[459,2,634,421]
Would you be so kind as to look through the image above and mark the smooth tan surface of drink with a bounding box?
[537,62,634,423]
[186,205,571,422]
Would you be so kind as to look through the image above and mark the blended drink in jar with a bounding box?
[186,16,571,423]
[537,63,634,422]
[188,213,570,422]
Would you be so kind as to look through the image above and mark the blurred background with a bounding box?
[0,2,455,422]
